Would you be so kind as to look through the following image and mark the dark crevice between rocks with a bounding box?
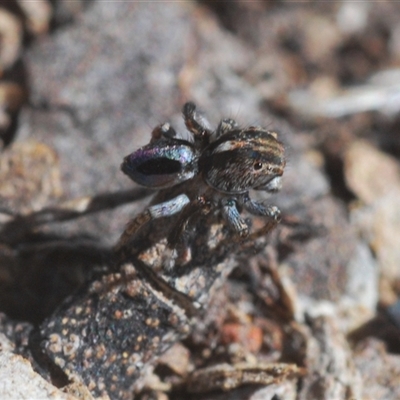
[320,151,356,204]
[28,327,70,388]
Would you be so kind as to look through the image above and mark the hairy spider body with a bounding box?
[121,136,199,189]
[116,102,285,254]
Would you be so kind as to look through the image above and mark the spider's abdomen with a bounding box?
[200,128,285,194]
[122,140,198,188]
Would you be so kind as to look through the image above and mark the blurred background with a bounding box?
[1,1,400,399]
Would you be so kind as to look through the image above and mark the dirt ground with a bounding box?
[1,1,400,399]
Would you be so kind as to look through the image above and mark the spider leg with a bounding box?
[220,198,249,238]
[114,194,190,255]
[182,102,213,145]
[150,122,178,142]
[166,196,212,265]
[216,200,280,251]
[244,217,280,243]
[242,194,281,221]
[240,194,281,242]
[215,118,238,138]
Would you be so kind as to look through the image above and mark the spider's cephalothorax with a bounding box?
[117,102,285,253]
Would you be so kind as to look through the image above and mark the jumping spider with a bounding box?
[115,102,286,259]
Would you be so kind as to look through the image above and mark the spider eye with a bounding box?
[253,162,263,171]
